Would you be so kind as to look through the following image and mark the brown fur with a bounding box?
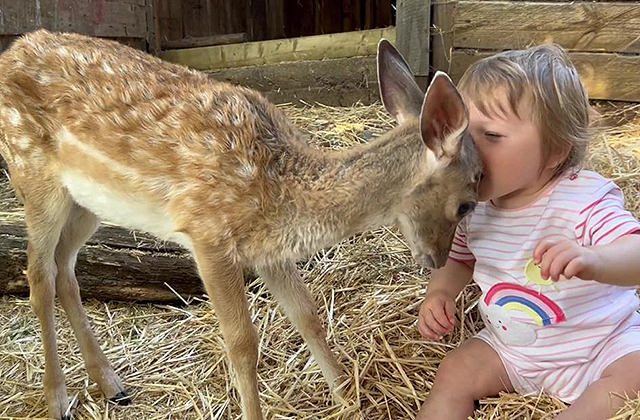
[0,30,480,419]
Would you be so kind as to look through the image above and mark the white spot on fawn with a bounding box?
[9,109,21,126]
[238,163,256,178]
[16,137,31,150]
[103,62,115,75]
[13,155,25,168]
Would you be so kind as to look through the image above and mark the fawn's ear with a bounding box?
[420,71,469,158]
[377,39,424,124]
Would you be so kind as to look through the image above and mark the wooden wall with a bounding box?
[0,0,150,53]
[432,0,640,102]
[155,0,394,47]
[0,0,395,54]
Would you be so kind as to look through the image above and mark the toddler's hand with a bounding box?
[417,291,456,340]
[533,236,601,282]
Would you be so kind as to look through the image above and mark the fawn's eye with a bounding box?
[457,202,476,219]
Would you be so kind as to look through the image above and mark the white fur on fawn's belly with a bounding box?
[61,170,193,251]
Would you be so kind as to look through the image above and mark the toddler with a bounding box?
[416,44,640,420]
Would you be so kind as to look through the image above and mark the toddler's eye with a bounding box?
[485,132,502,141]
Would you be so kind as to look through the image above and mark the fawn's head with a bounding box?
[377,40,482,269]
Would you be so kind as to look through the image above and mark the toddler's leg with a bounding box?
[417,338,514,420]
[555,351,640,420]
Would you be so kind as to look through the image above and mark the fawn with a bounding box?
[0,30,480,419]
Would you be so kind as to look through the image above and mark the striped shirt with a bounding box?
[451,170,640,369]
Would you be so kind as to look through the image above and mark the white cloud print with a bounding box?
[482,304,537,346]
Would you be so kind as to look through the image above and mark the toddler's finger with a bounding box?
[444,299,456,325]
[417,318,437,339]
[430,307,453,331]
[426,312,450,336]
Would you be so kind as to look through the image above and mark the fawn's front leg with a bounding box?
[192,247,263,420]
[258,262,345,393]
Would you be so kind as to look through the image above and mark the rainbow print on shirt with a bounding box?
[484,283,566,327]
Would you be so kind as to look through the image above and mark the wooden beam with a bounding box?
[454,1,640,54]
[431,0,455,75]
[160,27,396,71]
[450,50,640,102]
[395,0,430,77]
[161,33,247,49]
[0,218,259,302]
[0,219,203,302]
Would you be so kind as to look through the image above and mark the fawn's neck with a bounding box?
[277,123,431,256]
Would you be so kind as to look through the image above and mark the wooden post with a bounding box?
[431,0,455,76]
[146,0,161,55]
[395,0,430,91]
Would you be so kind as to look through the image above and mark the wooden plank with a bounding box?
[213,0,229,35]
[376,0,393,28]
[160,27,396,71]
[342,0,355,31]
[265,0,285,40]
[364,0,374,29]
[285,0,315,38]
[1,0,148,40]
[225,0,247,36]
[161,33,247,49]
[247,0,267,40]
[50,0,148,38]
[39,0,57,33]
[0,0,41,35]
[455,1,640,54]
[395,0,430,76]
[182,0,204,38]
[159,0,183,41]
[431,0,455,74]
[322,0,342,34]
[450,50,640,102]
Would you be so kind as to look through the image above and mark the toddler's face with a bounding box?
[467,91,556,209]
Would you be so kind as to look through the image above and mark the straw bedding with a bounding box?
[0,101,639,419]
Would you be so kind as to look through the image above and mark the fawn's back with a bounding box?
[0,30,308,254]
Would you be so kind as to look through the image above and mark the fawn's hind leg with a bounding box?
[19,178,74,419]
[55,203,129,405]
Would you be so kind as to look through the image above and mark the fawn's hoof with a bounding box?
[110,391,132,406]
